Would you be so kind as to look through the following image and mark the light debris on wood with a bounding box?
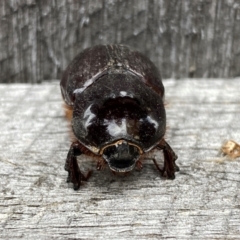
[221,140,240,159]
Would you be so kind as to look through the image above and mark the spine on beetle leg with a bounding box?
[62,103,76,143]
[63,103,73,122]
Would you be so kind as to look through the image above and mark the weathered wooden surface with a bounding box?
[0,79,240,239]
[1,0,240,83]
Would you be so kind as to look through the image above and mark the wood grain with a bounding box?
[1,0,240,83]
[0,79,240,239]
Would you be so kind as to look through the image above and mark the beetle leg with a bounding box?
[96,159,106,171]
[65,142,91,190]
[156,139,179,179]
[136,159,143,170]
[152,158,164,174]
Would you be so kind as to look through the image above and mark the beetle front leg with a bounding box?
[155,139,179,179]
[65,142,91,190]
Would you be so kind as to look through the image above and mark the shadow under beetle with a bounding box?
[60,44,179,190]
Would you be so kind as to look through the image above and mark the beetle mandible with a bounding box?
[60,44,179,190]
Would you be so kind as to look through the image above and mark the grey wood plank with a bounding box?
[1,1,240,83]
[0,79,239,239]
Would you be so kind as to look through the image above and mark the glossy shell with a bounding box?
[60,45,166,154]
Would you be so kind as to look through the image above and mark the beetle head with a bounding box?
[101,140,141,172]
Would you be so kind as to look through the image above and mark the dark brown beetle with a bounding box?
[60,44,179,190]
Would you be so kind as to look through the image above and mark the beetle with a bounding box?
[60,44,179,190]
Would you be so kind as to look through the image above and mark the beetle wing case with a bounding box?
[60,45,165,106]
[72,72,166,154]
